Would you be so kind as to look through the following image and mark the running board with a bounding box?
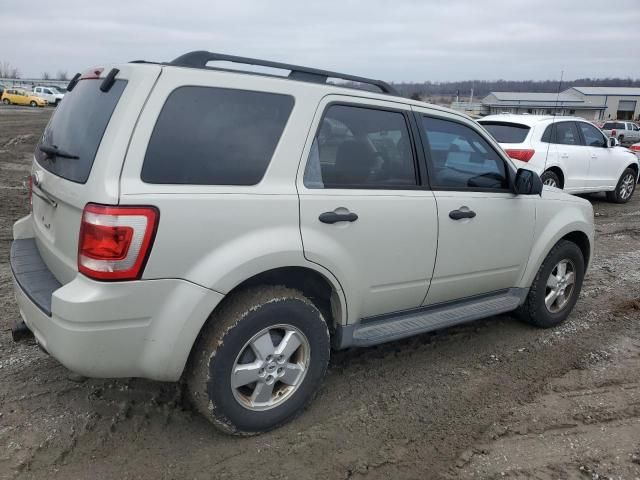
[335,288,527,349]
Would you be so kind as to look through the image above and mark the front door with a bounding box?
[298,97,438,322]
[576,121,617,189]
[413,109,536,305]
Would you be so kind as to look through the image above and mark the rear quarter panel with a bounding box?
[119,67,348,323]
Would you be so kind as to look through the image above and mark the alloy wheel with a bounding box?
[230,324,310,411]
[619,173,635,200]
[545,259,576,313]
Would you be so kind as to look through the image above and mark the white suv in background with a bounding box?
[479,115,639,203]
[32,86,64,106]
[11,52,594,435]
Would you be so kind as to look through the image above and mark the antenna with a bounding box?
[542,70,564,182]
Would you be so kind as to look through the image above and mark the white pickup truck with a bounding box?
[32,86,64,106]
[601,121,640,146]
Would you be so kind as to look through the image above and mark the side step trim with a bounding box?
[335,288,527,349]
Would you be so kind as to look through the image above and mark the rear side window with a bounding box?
[480,122,530,143]
[303,104,417,189]
[36,79,127,183]
[141,87,294,185]
[541,122,581,145]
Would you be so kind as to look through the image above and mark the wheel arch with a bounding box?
[221,266,346,330]
[178,266,346,379]
[519,213,593,289]
[561,230,591,269]
[543,166,565,188]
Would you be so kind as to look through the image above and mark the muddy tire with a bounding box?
[540,170,561,188]
[517,240,584,328]
[186,286,330,435]
[606,167,636,204]
[2,98,9,105]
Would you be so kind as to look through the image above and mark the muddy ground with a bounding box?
[0,106,639,480]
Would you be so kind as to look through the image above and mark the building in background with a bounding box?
[563,87,640,121]
[481,91,605,119]
[481,87,640,121]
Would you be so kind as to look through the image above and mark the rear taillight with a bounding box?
[80,67,104,80]
[505,149,535,162]
[611,129,617,137]
[630,144,640,152]
[78,204,159,281]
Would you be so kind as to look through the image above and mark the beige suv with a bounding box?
[10,51,594,435]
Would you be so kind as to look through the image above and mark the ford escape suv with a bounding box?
[10,51,594,435]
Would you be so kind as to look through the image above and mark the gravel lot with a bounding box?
[1,106,639,479]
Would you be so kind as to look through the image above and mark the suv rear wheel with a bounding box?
[606,167,636,203]
[540,170,561,188]
[517,240,584,328]
[187,286,330,435]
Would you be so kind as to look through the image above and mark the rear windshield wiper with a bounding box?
[38,143,79,160]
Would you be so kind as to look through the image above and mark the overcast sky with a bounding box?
[4,0,640,82]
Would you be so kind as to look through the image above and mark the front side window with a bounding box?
[577,122,606,148]
[303,104,417,189]
[142,87,294,185]
[422,116,508,190]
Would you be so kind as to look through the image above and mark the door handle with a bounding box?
[560,153,569,159]
[590,154,598,159]
[449,209,476,220]
[319,211,359,224]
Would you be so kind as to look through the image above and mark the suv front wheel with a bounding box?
[187,286,330,435]
[517,240,584,328]
[606,167,636,204]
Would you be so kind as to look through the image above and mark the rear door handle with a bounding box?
[319,211,359,224]
[560,153,569,159]
[449,209,476,220]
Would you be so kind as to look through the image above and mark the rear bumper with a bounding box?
[10,236,224,381]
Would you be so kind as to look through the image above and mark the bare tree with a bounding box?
[0,61,16,77]
[9,67,20,79]
[42,72,51,80]
[56,70,68,81]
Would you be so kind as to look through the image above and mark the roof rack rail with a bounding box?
[168,50,399,96]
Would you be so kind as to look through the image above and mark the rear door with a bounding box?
[413,108,536,305]
[30,65,161,283]
[544,121,590,191]
[298,96,438,322]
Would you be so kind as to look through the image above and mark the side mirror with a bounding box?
[514,168,543,196]
[607,136,618,148]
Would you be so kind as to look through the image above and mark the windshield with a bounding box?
[35,79,127,183]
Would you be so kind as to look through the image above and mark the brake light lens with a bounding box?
[78,204,159,281]
[80,67,104,79]
[505,149,536,162]
[611,129,617,137]
[630,144,640,152]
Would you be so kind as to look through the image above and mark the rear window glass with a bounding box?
[141,87,294,185]
[479,122,530,143]
[35,79,127,183]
